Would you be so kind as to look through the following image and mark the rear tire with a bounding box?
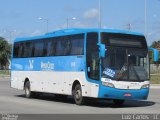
[24,81,33,98]
[73,84,85,105]
[113,99,125,106]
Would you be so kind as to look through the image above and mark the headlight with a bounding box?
[102,82,115,88]
[141,84,150,89]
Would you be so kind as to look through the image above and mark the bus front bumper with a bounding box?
[98,85,149,100]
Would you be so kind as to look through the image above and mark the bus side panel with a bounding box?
[11,56,100,98]
[68,72,91,97]
[11,71,61,93]
[90,83,99,98]
[11,71,25,90]
[11,70,99,98]
[11,71,18,89]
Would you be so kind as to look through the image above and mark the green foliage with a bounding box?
[150,74,160,84]
[150,40,160,64]
[150,40,160,48]
[0,70,10,75]
[0,37,12,70]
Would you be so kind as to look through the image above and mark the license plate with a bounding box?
[124,93,132,97]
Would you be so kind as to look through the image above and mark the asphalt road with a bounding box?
[0,76,160,119]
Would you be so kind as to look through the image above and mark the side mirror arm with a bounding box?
[97,43,106,58]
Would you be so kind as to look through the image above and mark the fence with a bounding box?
[150,64,160,74]
[150,64,160,84]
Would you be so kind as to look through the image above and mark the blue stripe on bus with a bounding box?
[14,28,144,42]
[11,56,85,71]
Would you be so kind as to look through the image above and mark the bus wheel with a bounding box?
[113,99,125,106]
[73,84,85,105]
[24,81,32,98]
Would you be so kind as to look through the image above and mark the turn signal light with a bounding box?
[102,82,115,88]
[141,84,150,89]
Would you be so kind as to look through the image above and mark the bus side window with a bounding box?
[70,39,83,55]
[19,43,24,58]
[47,39,56,56]
[55,37,71,56]
[13,43,20,58]
[13,42,24,58]
[23,42,33,58]
[34,41,44,57]
[64,39,71,55]
[55,38,63,56]
[86,32,100,80]
[70,34,84,56]
[42,40,48,57]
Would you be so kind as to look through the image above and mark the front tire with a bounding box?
[73,84,85,105]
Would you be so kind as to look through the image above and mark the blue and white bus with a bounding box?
[11,28,150,105]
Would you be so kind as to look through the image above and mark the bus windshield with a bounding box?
[101,33,149,82]
[102,47,149,81]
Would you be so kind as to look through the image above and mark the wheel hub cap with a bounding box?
[75,90,81,100]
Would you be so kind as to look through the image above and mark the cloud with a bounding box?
[147,29,160,45]
[0,9,23,20]
[53,21,91,30]
[83,8,99,19]
[0,30,4,36]
[73,21,89,28]
[153,14,157,18]
[0,33,3,36]
[31,30,42,36]
[63,6,76,13]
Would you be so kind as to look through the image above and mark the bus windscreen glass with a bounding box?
[101,33,149,82]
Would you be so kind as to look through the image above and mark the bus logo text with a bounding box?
[29,60,34,69]
[41,62,54,70]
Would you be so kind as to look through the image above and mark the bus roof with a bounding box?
[14,28,144,42]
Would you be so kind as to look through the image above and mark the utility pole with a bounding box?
[128,23,131,31]
[66,17,76,28]
[144,0,147,37]
[38,17,49,33]
[98,0,102,28]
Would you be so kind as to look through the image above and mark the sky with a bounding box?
[0,0,160,45]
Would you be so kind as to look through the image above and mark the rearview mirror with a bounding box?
[97,43,106,58]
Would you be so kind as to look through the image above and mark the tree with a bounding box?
[0,37,12,70]
[150,40,160,64]
[150,40,160,50]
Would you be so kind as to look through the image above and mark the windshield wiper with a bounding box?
[116,63,128,80]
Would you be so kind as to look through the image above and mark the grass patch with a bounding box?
[0,70,10,75]
[150,74,160,84]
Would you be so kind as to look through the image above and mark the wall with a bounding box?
[150,64,160,74]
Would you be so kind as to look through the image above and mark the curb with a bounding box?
[0,75,10,77]
[150,84,160,89]
[0,75,10,80]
